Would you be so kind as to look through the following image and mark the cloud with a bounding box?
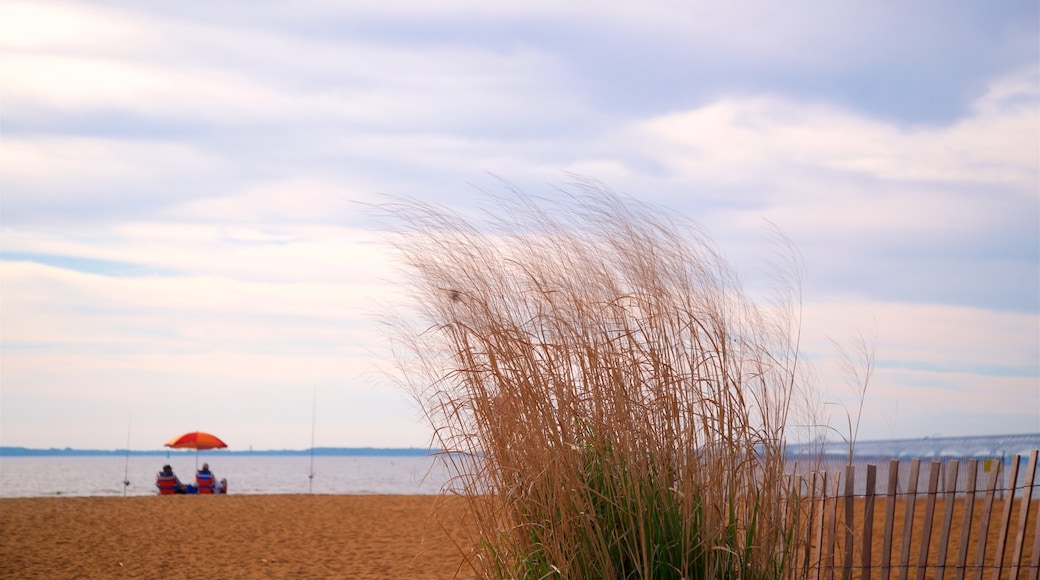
[799,297,1038,440]
[2,137,222,201]
[2,1,1036,449]
[801,301,1038,371]
[0,1,149,52]
[0,256,406,447]
[821,368,1038,441]
[2,3,577,136]
[602,67,1037,311]
[635,67,1038,190]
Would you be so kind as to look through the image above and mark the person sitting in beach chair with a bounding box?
[156,465,185,495]
[196,463,218,494]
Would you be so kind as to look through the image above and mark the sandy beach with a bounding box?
[0,495,474,580]
[1,494,1035,579]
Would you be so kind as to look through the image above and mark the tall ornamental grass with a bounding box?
[383,183,815,579]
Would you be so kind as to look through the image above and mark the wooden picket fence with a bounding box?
[783,449,1039,580]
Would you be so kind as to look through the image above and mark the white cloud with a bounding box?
[603,66,1039,278]
[2,137,220,193]
[802,300,1038,372]
[1,228,402,307]
[2,11,574,134]
[820,368,1038,441]
[972,66,1040,116]
[801,298,1038,440]
[637,69,1038,190]
[166,179,371,224]
[0,1,151,52]
[2,53,296,122]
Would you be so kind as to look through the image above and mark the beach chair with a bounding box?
[196,472,216,494]
[156,473,180,495]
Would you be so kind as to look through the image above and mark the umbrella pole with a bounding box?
[309,387,317,494]
[122,414,131,497]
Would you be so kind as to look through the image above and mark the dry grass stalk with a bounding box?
[382,182,817,579]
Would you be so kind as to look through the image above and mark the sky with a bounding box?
[1,1,1038,451]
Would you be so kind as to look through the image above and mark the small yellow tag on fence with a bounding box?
[983,459,992,472]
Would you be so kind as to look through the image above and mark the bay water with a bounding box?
[3,434,1036,498]
[0,454,455,498]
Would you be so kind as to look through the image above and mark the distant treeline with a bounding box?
[4,433,1036,458]
[0,447,440,457]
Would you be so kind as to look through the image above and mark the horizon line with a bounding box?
[3,432,1038,456]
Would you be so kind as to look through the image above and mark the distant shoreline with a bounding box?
[3,432,1037,457]
[0,446,441,457]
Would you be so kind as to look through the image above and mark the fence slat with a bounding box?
[991,454,1021,580]
[953,459,978,580]
[816,470,828,580]
[916,461,942,580]
[936,459,961,580]
[791,475,807,580]
[825,471,840,580]
[882,458,900,580]
[973,461,1001,580]
[862,464,877,579]
[899,458,922,580]
[782,475,794,580]
[782,474,794,580]
[786,475,798,580]
[804,471,818,580]
[786,452,1037,580]
[1029,489,1040,580]
[1011,449,1038,578]
[843,464,855,580]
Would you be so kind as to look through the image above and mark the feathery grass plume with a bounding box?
[381,181,818,579]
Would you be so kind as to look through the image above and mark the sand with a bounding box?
[2,494,1035,579]
[0,495,475,580]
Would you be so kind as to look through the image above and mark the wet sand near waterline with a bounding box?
[0,495,475,580]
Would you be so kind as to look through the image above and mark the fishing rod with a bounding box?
[122,414,131,496]
[308,387,316,494]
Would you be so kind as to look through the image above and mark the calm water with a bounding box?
[0,455,455,498]
[4,434,1036,498]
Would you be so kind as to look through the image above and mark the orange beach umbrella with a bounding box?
[165,431,228,450]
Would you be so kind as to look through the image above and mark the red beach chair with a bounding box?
[156,473,180,495]
[196,472,216,494]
